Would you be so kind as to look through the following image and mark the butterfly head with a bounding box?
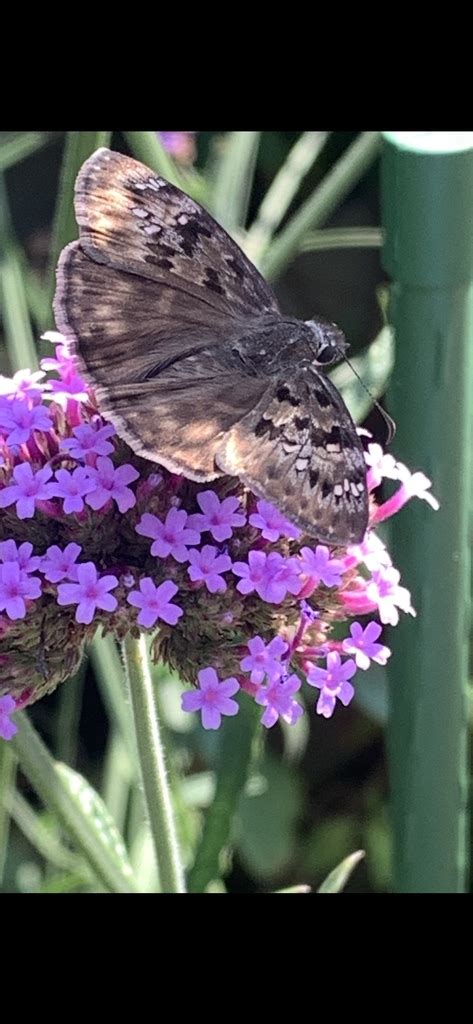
[304,318,348,366]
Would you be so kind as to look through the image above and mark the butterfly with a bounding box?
[53,147,368,545]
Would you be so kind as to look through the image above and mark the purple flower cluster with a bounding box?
[0,333,439,741]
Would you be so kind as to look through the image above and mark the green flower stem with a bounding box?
[382,131,473,893]
[122,634,186,893]
[12,712,138,893]
[262,131,381,282]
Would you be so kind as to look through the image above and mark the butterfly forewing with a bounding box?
[54,147,369,545]
[73,148,279,319]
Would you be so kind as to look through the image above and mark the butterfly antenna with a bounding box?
[341,354,396,444]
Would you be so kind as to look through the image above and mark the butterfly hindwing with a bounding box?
[216,368,368,544]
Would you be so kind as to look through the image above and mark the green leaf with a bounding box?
[0,177,38,371]
[236,754,303,880]
[0,131,54,172]
[262,132,381,281]
[12,713,139,893]
[299,226,383,252]
[245,131,329,264]
[211,131,261,233]
[317,850,365,893]
[44,131,112,327]
[56,762,136,886]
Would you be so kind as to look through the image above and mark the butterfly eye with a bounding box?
[305,319,348,365]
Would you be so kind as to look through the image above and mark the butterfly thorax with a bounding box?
[229,315,348,377]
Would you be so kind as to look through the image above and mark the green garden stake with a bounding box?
[382,132,473,893]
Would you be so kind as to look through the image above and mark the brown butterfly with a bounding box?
[54,147,368,544]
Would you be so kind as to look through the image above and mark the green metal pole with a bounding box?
[382,132,473,893]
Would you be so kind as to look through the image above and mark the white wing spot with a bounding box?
[326,443,341,454]
[132,207,148,219]
[334,484,344,496]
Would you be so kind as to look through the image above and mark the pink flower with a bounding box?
[240,634,288,684]
[299,545,344,588]
[187,489,246,542]
[0,695,17,741]
[62,422,116,461]
[255,673,304,728]
[127,578,183,628]
[342,621,391,670]
[136,508,200,562]
[41,543,82,583]
[85,457,139,513]
[181,667,240,730]
[307,652,357,718]
[0,463,57,519]
[0,562,42,620]
[372,464,440,523]
[52,467,96,514]
[0,539,41,574]
[187,545,232,593]
[365,567,416,626]
[249,499,301,542]
[57,563,118,624]
[0,399,52,445]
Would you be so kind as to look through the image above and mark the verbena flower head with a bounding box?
[0,334,438,739]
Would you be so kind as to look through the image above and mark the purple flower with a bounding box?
[0,463,57,519]
[0,562,42,620]
[0,539,41,574]
[232,550,302,604]
[0,695,17,741]
[240,634,288,684]
[127,578,183,628]
[136,508,200,562]
[342,621,391,670]
[187,489,246,542]
[0,398,52,445]
[57,562,118,624]
[41,543,82,583]
[187,545,232,593]
[365,567,415,626]
[181,667,239,730]
[158,131,197,163]
[62,422,116,461]
[53,467,96,514]
[306,652,357,719]
[299,545,344,588]
[249,499,301,542]
[43,373,89,407]
[255,673,304,728]
[85,457,139,513]
[0,368,45,403]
